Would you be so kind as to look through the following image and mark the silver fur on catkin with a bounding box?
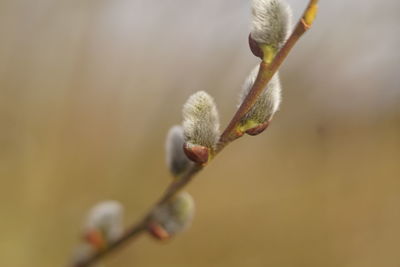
[182,91,220,150]
[251,0,292,49]
[84,200,124,243]
[165,125,191,176]
[239,65,281,126]
[148,192,195,239]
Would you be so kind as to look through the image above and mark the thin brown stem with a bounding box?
[157,164,203,204]
[72,1,318,266]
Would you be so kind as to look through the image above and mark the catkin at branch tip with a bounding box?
[251,0,292,49]
[182,91,220,150]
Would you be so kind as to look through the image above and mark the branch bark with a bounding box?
[72,1,318,266]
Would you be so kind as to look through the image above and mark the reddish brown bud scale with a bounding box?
[249,34,264,59]
[245,121,270,136]
[183,143,209,165]
[147,222,170,241]
[84,230,106,250]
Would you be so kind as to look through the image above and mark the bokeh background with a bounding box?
[1,0,399,266]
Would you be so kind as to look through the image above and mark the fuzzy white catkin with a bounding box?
[239,65,282,124]
[165,125,191,176]
[182,91,220,149]
[151,192,195,235]
[84,200,124,242]
[251,0,292,49]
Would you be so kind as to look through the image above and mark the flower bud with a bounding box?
[250,0,292,58]
[182,91,220,163]
[165,125,192,176]
[238,65,281,135]
[83,201,124,249]
[148,192,195,240]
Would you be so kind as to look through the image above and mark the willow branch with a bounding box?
[73,165,203,267]
[74,222,147,267]
[72,1,318,266]
[218,0,318,150]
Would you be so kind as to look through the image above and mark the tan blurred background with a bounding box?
[1,0,400,266]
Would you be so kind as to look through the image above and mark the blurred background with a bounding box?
[1,0,399,266]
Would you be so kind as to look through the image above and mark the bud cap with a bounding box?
[183,142,209,165]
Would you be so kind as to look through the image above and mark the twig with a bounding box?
[73,165,203,267]
[218,0,319,150]
[72,1,318,266]
[74,222,147,267]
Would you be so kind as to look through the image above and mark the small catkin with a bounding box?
[149,192,195,237]
[182,91,220,150]
[251,0,292,49]
[239,65,282,126]
[165,125,191,176]
[84,200,124,243]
